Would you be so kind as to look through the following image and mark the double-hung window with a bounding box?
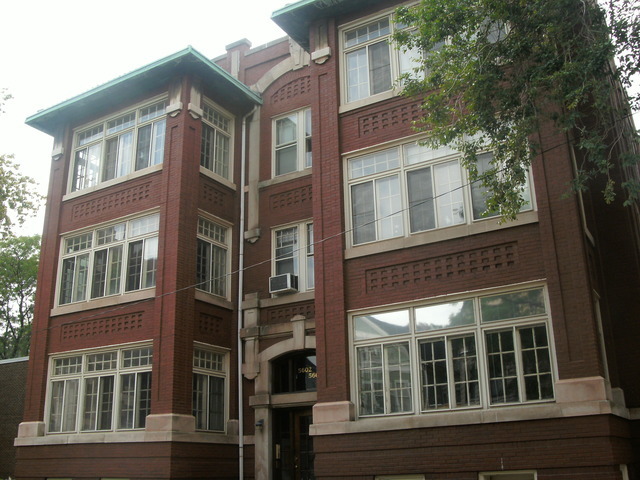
[58,213,159,306]
[71,100,166,192]
[200,102,232,180]
[192,346,227,432]
[273,108,312,176]
[47,345,152,433]
[352,286,554,417]
[273,222,314,291]
[196,217,229,298]
[347,141,532,246]
[342,14,419,104]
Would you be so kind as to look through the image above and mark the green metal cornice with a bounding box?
[271,0,387,51]
[26,46,262,136]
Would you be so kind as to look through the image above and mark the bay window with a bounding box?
[347,141,532,246]
[58,213,159,306]
[47,345,152,433]
[200,102,232,180]
[71,100,166,192]
[352,286,554,417]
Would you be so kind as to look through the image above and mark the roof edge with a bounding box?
[26,46,261,130]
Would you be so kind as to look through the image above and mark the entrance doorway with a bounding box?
[273,407,314,480]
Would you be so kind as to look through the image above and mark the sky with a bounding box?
[1,1,638,236]
[0,0,288,235]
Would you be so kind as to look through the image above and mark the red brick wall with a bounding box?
[314,416,633,479]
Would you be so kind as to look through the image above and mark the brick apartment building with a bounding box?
[14,0,640,479]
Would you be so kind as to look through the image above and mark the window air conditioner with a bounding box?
[269,273,299,294]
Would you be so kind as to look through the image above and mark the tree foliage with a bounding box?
[394,0,640,218]
[0,89,43,238]
[0,235,40,359]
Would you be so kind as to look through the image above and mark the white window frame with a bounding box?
[69,98,167,193]
[272,108,312,177]
[200,100,234,181]
[56,212,160,307]
[346,138,533,247]
[351,285,556,418]
[272,221,315,292]
[45,343,153,434]
[196,216,231,299]
[192,344,229,432]
[340,10,419,109]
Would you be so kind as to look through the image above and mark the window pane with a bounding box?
[385,342,412,413]
[375,175,403,240]
[193,373,207,430]
[135,124,151,171]
[357,346,384,415]
[119,374,136,429]
[434,160,464,226]
[196,238,211,292]
[62,379,79,432]
[214,131,229,178]
[276,145,297,176]
[211,244,227,296]
[91,249,108,298]
[136,372,152,428]
[415,300,475,331]
[419,339,449,410]
[404,142,459,166]
[276,115,297,146]
[304,109,312,168]
[451,335,480,407]
[150,119,166,166]
[345,18,390,48]
[486,330,519,404]
[480,288,546,322]
[349,148,399,179]
[346,48,369,102]
[142,237,158,289]
[471,152,499,219]
[354,310,410,340]
[352,182,376,244]
[275,227,298,276]
[407,167,435,232]
[106,246,123,296]
[519,325,553,401]
[201,124,216,171]
[368,40,392,95]
[208,376,225,431]
[125,241,143,291]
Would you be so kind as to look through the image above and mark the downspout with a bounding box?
[238,105,257,479]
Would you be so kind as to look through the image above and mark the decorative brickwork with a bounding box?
[197,313,225,336]
[366,243,518,293]
[71,183,152,220]
[270,185,312,210]
[60,312,144,342]
[201,183,228,209]
[262,301,315,325]
[271,76,311,103]
[359,101,423,136]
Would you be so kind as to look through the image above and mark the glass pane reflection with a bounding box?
[354,310,410,340]
[415,300,474,332]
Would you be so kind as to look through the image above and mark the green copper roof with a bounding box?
[271,0,386,50]
[26,46,262,136]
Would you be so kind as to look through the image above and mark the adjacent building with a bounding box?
[15,0,640,479]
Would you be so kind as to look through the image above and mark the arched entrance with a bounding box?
[271,351,316,480]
